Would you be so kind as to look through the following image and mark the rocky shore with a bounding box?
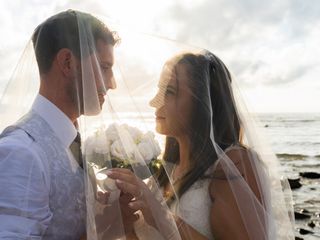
[288,171,320,240]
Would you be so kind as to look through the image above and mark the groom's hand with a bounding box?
[96,187,110,204]
[95,192,138,238]
[119,192,140,234]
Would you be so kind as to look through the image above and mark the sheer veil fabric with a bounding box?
[0,9,295,239]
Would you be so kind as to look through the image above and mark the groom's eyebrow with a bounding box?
[100,61,113,66]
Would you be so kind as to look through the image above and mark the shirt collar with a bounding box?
[32,94,77,148]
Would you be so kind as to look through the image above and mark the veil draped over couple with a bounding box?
[0,10,295,239]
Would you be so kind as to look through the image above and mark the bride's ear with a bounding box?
[56,48,78,77]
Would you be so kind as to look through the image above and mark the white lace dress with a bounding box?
[134,166,216,239]
[170,175,215,239]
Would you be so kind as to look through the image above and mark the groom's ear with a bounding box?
[56,48,78,77]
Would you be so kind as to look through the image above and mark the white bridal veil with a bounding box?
[0,9,295,239]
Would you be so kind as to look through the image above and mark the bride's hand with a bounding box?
[107,168,158,228]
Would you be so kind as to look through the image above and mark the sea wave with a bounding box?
[277,153,320,160]
[293,163,320,168]
[276,153,309,160]
[280,119,318,123]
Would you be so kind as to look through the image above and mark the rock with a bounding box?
[288,178,302,189]
[264,124,269,128]
[299,172,320,179]
[295,211,311,220]
[295,237,304,240]
[299,228,314,235]
[307,221,316,228]
[300,209,310,214]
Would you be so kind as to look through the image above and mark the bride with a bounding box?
[107,50,295,239]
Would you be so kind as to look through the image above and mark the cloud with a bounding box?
[159,0,320,46]
[0,0,319,112]
[153,0,320,88]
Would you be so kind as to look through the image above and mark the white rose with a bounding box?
[95,133,110,154]
[138,142,154,163]
[106,123,120,142]
[84,131,110,155]
[141,132,161,159]
[117,125,140,158]
[110,140,127,160]
[127,126,143,143]
[132,147,145,164]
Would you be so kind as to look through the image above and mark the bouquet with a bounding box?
[85,123,163,180]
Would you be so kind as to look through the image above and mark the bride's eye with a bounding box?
[165,86,176,95]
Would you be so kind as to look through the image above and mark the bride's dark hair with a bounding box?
[158,51,242,203]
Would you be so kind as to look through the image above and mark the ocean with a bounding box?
[259,113,320,239]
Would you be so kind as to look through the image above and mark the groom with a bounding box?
[0,10,136,239]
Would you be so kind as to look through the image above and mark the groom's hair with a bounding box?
[32,9,120,74]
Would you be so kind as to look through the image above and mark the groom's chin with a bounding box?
[82,108,102,116]
[80,102,103,116]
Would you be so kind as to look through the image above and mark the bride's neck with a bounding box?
[176,136,192,170]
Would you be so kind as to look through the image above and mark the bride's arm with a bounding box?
[209,148,267,240]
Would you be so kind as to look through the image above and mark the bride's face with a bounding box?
[150,63,193,137]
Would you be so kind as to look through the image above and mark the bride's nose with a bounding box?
[149,91,164,109]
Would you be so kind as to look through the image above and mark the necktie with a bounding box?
[70,132,83,168]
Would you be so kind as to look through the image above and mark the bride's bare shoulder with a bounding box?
[212,145,258,176]
[226,145,261,168]
[209,145,264,202]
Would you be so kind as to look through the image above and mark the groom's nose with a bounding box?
[101,69,116,93]
[105,74,116,90]
[96,75,116,95]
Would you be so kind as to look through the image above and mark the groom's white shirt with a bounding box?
[32,94,77,149]
[0,94,79,238]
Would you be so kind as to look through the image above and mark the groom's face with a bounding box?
[74,39,116,116]
[95,39,116,96]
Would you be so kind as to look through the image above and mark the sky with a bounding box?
[0,0,319,113]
